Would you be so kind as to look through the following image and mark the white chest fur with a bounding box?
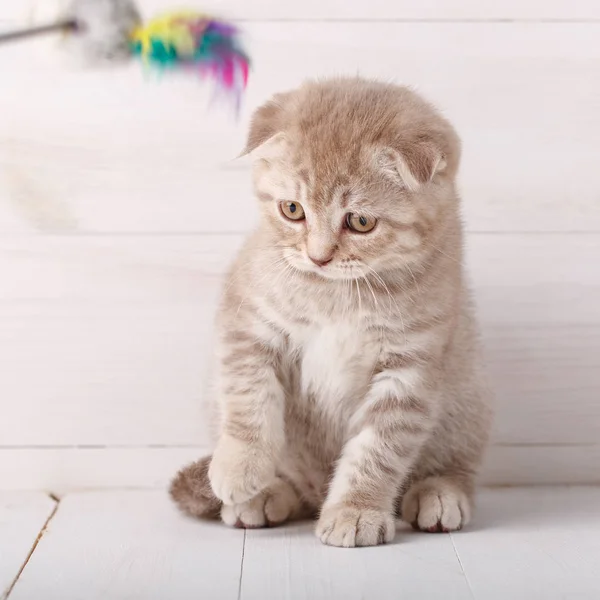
[294,323,378,407]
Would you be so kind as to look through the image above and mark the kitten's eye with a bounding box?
[346,213,377,233]
[280,201,306,221]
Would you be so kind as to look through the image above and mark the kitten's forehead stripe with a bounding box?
[297,168,311,186]
[258,192,273,203]
[295,181,302,203]
[340,190,352,209]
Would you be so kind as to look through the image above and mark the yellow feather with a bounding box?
[129,11,207,58]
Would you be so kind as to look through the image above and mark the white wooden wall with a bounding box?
[1,0,599,492]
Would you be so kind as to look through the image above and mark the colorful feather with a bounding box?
[129,12,250,109]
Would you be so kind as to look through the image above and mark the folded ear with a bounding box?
[242,92,291,156]
[378,139,447,192]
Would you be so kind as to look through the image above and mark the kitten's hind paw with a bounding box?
[401,476,472,532]
[220,477,302,528]
[316,505,396,547]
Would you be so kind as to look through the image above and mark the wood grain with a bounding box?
[452,487,600,599]
[6,489,600,599]
[0,493,56,600]
[8,492,245,600]
[242,522,471,600]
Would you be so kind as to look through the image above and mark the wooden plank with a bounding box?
[1,234,599,320]
[482,446,600,486]
[241,522,472,599]
[452,487,600,599]
[0,302,216,446]
[1,445,600,493]
[0,308,595,447]
[0,233,598,448]
[486,323,600,444]
[0,493,56,600]
[0,448,209,494]
[0,235,600,445]
[162,0,600,20]
[3,0,600,22]
[5,489,600,599]
[2,23,600,233]
[9,492,244,600]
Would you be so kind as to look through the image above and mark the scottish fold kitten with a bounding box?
[171,78,492,547]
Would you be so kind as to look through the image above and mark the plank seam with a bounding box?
[1,495,59,600]
[450,533,476,600]
[237,529,247,600]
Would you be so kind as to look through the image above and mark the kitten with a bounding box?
[170,77,493,547]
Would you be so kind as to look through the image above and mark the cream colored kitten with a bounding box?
[170,77,492,547]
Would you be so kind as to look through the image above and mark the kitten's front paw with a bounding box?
[209,437,275,505]
[316,505,396,548]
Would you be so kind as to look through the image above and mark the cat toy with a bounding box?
[0,0,250,109]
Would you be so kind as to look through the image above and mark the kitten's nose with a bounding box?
[309,255,333,267]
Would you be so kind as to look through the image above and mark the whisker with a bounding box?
[429,243,460,265]
[363,264,407,345]
[362,272,379,310]
[352,269,362,315]
[346,276,353,316]
[405,263,421,296]
[364,266,394,306]
[223,253,288,295]
[233,256,290,318]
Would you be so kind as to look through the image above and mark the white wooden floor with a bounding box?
[2,488,600,600]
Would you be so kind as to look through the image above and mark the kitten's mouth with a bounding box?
[285,254,366,281]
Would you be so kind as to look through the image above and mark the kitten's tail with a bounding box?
[169,455,222,519]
